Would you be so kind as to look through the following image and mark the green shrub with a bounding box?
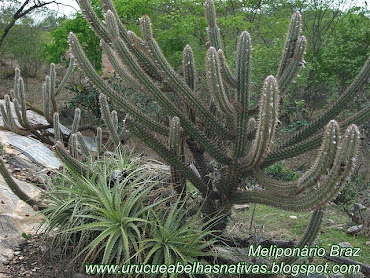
[264,162,300,181]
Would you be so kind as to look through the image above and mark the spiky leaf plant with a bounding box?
[40,149,172,265]
[139,198,217,267]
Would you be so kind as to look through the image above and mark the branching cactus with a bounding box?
[67,0,369,243]
[0,58,75,145]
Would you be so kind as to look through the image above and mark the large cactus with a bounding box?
[67,0,369,244]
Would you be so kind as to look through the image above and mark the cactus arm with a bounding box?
[111,111,118,131]
[55,56,75,96]
[262,105,370,167]
[277,12,302,81]
[13,68,20,100]
[101,41,142,91]
[99,0,162,80]
[245,118,256,156]
[103,15,230,164]
[183,45,196,91]
[54,142,89,177]
[100,94,121,147]
[169,117,186,194]
[71,108,81,134]
[253,169,298,195]
[187,138,212,189]
[42,83,51,123]
[139,14,233,140]
[68,33,169,136]
[278,36,307,96]
[79,0,111,42]
[125,118,208,194]
[4,95,18,132]
[0,151,44,210]
[279,56,370,149]
[183,45,197,123]
[231,125,360,211]
[207,47,236,115]
[234,31,252,158]
[296,120,339,194]
[205,0,222,50]
[69,133,79,158]
[49,63,58,114]
[256,121,339,196]
[13,99,26,128]
[282,208,324,265]
[95,127,103,155]
[76,132,91,157]
[17,78,33,129]
[0,103,10,127]
[218,49,238,88]
[205,0,237,88]
[53,112,61,142]
[248,76,280,167]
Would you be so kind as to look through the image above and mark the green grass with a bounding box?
[229,204,370,265]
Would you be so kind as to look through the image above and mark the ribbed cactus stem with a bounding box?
[4,95,17,132]
[183,45,196,90]
[263,105,370,167]
[76,132,91,157]
[205,0,222,50]
[234,31,252,158]
[218,50,237,89]
[71,108,81,134]
[169,117,186,194]
[254,169,298,195]
[18,77,30,129]
[111,110,118,131]
[278,36,307,96]
[55,142,88,177]
[56,56,75,95]
[245,117,256,156]
[279,55,370,150]
[13,99,25,128]
[282,208,324,265]
[70,133,79,158]
[127,30,146,51]
[101,41,142,91]
[231,124,360,211]
[79,0,110,42]
[183,45,197,123]
[53,113,61,142]
[101,16,230,163]
[13,68,20,100]
[296,120,339,193]
[49,63,57,113]
[207,47,236,115]
[68,32,169,136]
[0,155,43,210]
[95,127,103,154]
[139,15,153,41]
[277,11,302,80]
[42,83,50,122]
[0,103,9,127]
[249,76,280,166]
[100,94,121,147]
[126,118,208,194]
[105,10,120,39]
[137,14,233,140]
